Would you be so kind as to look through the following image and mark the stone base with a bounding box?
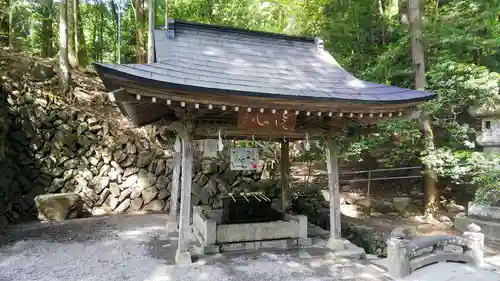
[165,219,178,233]
[327,237,366,259]
[192,206,310,254]
[220,237,312,252]
[175,251,192,265]
[455,215,500,243]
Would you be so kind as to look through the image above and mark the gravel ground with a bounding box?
[0,213,390,281]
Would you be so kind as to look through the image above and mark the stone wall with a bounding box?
[0,64,272,232]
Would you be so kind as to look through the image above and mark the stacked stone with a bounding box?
[0,71,275,231]
[191,159,277,209]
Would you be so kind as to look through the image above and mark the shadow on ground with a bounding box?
[0,213,390,281]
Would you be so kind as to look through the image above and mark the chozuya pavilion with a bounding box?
[94,19,435,264]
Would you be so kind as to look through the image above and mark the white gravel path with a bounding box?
[0,213,390,281]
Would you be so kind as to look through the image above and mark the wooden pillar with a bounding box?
[175,126,193,264]
[166,137,181,231]
[280,140,290,212]
[326,139,344,250]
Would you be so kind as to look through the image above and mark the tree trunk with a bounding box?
[73,0,79,67]
[8,0,13,49]
[110,0,119,63]
[59,0,72,94]
[41,0,53,57]
[164,0,168,26]
[408,0,438,217]
[134,0,145,63]
[147,0,155,63]
[99,1,104,62]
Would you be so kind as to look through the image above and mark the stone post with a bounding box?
[326,139,343,250]
[387,227,410,278]
[166,137,181,232]
[463,223,484,266]
[280,140,290,212]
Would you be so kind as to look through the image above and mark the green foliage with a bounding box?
[2,0,500,202]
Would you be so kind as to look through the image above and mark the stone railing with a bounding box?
[387,224,484,278]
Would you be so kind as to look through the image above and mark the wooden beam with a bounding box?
[326,138,344,251]
[280,140,290,212]
[166,137,182,232]
[175,121,194,265]
[107,88,130,102]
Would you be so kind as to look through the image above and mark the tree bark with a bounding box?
[59,0,71,94]
[8,0,13,49]
[134,0,145,63]
[73,0,79,67]
[147,0,155,63]
[408,0,438,216]
[98,1,104,62]
[110,0,120,63]
[41,0,53,57]
[164,0,168,26]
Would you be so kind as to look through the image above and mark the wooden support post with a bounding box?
[175,122,194,265]
[166,137,181,232]
[326,139,344,250]
[280,140,290,212]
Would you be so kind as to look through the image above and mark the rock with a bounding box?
[130,198,144,210]
[96,189,111,206]
[142,186,158,204]
[115,199,130,213]
[222,170,240,184]
[156,175,169,190]
[438,215,452,223]
[155,159,166,176]
[113,150,127,163]
[118,188,132,202]
[126,143,137,155]
[121,154,136,168]
[143,200,165,212]
[201,159,217,174]
[137,170,156,188]
[123,167,139,177]
[157,188,169,200]
[130,186,144,200]
[87,116,99,126]
[120,174,138,189]
[356,199,373,208]
[109,183,121,197]
[196,174,210,186]
[390,226,415,239]
[370,212,383,217]
[104,195,119,210]
[137,151,155,168]
[467,223,481,232]
[191,183,202,198]
[83,188,99,202]
[94,176,110,194]
[34,193,83,221]
[392,197,411,212]
[446,203,465,213]
[31,62,55,81]
[0,215,9,231]
[108,169,120,181]
[204,179,218,197]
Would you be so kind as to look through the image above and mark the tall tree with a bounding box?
[147,0,155,63]
[408,0,438,217]
[133,0,145,63]
[73,0,79,66]
[59,0,72,94]
[7,0,13,49]
[163,0,167,26]
[40,0,53,57]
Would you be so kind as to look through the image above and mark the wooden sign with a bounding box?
[237,110,296,131]
[230,148,260,170]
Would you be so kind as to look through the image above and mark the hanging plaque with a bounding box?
[237,110,296,131]
[230,148,260,170]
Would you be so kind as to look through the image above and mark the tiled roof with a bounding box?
[94,19,434,103]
